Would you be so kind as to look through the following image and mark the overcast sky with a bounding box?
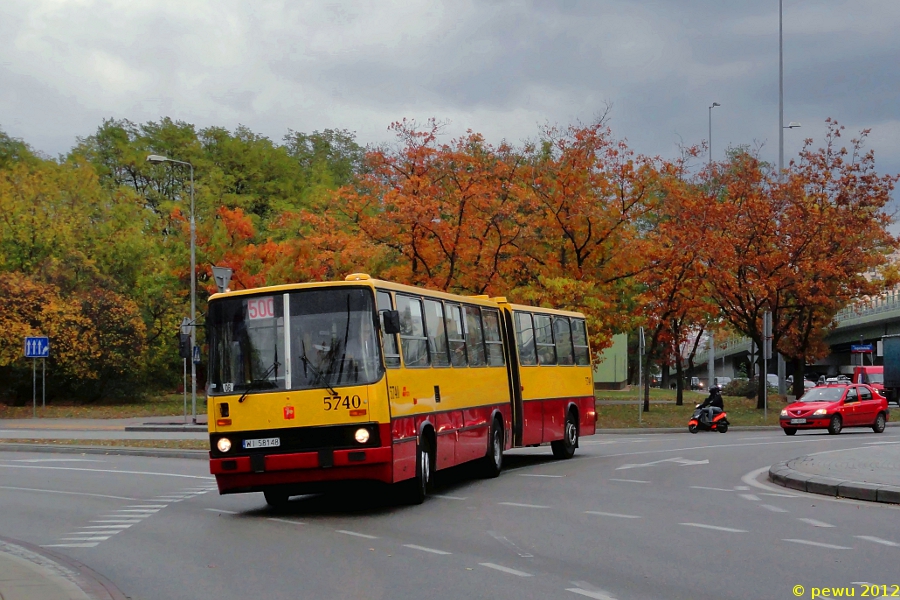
[2,0,899,195]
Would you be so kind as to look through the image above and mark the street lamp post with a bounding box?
[777,0,801,396]
[707,101,720,389]
[147,154,198,424]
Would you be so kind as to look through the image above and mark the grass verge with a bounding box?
[597,388,785,429]
[0,395,204,419]
[1,439,209,450]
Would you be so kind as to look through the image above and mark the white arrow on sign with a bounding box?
[616,457,709,470]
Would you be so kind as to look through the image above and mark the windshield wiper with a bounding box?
[301,340,338,396]
[238,361,280,403]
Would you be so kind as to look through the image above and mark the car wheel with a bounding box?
[873,412,886,434]
[688,423,698,434]
[551,410,578,459]
[827,414,842,435]
[783,427,797,436]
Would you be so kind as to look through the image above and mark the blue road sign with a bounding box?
[24,337,50,358]
[851,344,874,353]
[192,345,201,364]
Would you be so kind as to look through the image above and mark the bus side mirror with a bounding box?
[382,310,401,335]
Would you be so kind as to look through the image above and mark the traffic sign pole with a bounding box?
[32,359,36,418]
[42,358,46,409]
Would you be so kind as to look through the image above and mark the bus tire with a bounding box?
[551,409,578,459]
[481,418,503,478]
[403,436,433,505]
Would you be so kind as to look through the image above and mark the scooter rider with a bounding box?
[698,386,724,424]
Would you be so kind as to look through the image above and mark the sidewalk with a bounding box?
[0,415,207,433]
[0,536,125,600]
[769,443,900,504]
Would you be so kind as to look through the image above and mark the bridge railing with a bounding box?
[691,286,900,365]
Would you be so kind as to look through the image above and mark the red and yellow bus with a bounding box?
[206,274,595,505]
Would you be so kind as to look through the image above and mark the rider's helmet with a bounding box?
[709,386,720,394]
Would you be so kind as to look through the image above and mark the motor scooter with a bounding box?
[688,404,729,433]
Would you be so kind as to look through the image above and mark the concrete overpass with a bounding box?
[689,288,900,384]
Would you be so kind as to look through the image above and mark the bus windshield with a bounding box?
[208,288,382,395]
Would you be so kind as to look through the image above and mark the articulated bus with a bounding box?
[206,274,595,505]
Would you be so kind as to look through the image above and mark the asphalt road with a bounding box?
[1,428,898,600]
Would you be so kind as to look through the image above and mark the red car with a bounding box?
[780,383,889,436]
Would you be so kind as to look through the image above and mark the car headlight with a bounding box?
[812,409,828,416]
[217,437,232,453]
[354,428,370,444]
[780,409,788,417]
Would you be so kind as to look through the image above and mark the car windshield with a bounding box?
[865,373,884,384]
[208,288,382,395]
[798,387,845,402]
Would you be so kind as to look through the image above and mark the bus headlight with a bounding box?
[217,437,232,453]
[354,428,370,444]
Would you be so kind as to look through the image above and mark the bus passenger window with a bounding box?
[571,319,590,366]
[377,291,400,368]
[533,314,557,365]
[464,306,486,367]
[514,311,537,366]
[554,317,575,366]
[424,298,450,367]
[396,295,429,367]
[482,309,505,366]
[446,303,467,367]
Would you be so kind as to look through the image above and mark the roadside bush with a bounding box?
[723,378,757,398]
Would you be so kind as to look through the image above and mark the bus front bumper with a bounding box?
[210,446,394,494]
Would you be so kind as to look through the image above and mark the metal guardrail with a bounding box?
[693,286,900,364]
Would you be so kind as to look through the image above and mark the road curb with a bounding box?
[0,534,128,600]
[124,425,207,432]
[768,460,900,504]
[595,426,784,434]
[0,442,208,460]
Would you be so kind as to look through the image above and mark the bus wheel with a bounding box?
[404,437,432,505]
[264,489,290,509]
[551,410,578,459]
[481,419,503,478]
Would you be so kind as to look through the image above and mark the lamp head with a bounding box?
[786,121,801,128]
[711,102,721,108]
[146,154,169,164]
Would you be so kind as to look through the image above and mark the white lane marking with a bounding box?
[864,441,900,445]
[8,458,102,463]
[852,581,874,586]
[80,525,133,530]
[91,520,141,524]
[760,504,789,513]
[205,508,237,515]
[608,479,649,483]
[691,486,733,492]
[42,543,98,548]
[679,523,748,533]
[734,485,750,490]
[761,492,799,498]
[268,518,305,526]
[337,530,378,539]
[0,485,138,501]
[566,587,618,599]
[855,535,900,547]
[616,457,707,470]
[0,464,214,479]
[403,544,451,555]
[739,494,760,501]
[489,532,534,558]
[519,474,565,478]
[798,518,835,528]
[113,509,160,514]
[783,539,852,550]
[498,502,550,509]
[584,511,641,519]
[431,494,468,500]
[60,536,111,541]
[479,563,533,577]
[100,515,146,519]
[127,505,167,509]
